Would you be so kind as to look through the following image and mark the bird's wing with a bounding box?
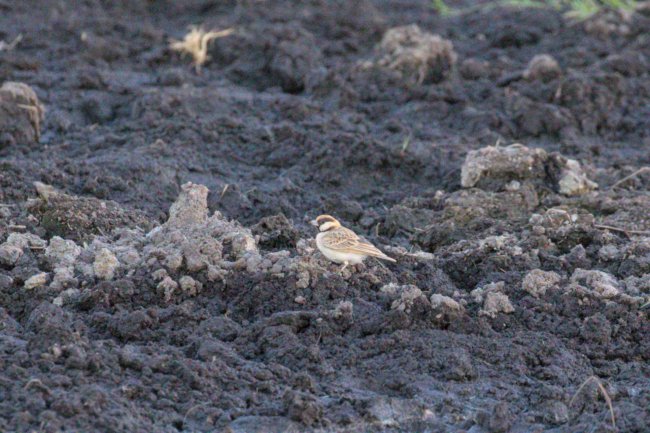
[322,228,396,262]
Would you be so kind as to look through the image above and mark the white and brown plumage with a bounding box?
[311,214,396,271]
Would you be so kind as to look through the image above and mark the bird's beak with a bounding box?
[310,219,319,227]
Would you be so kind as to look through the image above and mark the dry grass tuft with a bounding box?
[609,166,650,190]
[569,375,616,429]
[169,26,234,72]
[0,34,22,51]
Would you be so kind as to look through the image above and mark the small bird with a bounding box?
[311,214,396,271]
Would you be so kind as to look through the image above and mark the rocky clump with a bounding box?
[523,54,561,82]
[570,268,620,299]
[461,143,597,196]
[45,236,82,290]
[429,293,464,325]
[24,272,48,289]
[93,248,119,280]
[388,284,428,314]
[0,81,44,145]
[522,269,562,298]
[29,182,154,242]
[471,281,515,318]
[145,182,259,276]
[375,25,457,84]
[481,292,515,318]
[0,232,46,266]
[6,182,381,309]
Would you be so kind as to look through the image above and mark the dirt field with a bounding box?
[1,1,649,432]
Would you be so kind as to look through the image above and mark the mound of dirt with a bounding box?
[0,81,44,146]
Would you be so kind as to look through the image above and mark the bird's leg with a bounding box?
[340,261,349,272]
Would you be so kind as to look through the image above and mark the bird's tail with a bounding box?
[370,250,396,262]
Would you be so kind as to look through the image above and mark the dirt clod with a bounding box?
[522,269,562,298]
[523,54,561,82]
[93,248,119,280]
[377,24,457,84]
[0,81,44,144]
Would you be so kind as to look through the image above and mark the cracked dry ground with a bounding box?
[1,1,649,432]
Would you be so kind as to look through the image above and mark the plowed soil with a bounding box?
[1,1,649,432]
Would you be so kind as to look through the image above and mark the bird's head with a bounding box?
[310,214,341,232]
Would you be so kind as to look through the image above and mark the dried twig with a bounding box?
[399,133,412,156]
[594,224,650,237]
[569,376,616,430]
[0,34,22,51]
[169,26,234,72]
[609,166,650,190]
[182,402,210,428]
[220,184,230,198]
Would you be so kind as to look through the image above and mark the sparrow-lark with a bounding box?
[311,214,396,271]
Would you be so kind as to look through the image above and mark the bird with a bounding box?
[310,214,396,271]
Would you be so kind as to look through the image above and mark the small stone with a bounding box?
[267,250,291,263]
[523,54,561,82]
[24,272,48,289]
[294,295,306,305]
[179,275,201,295]
[390,285,425,314]
[571,269,620,298]
[522,269,561,298]
[151,268,168,281]
[207,265,226,283]
[163,251,183,271]
[5,232,46,249]
[50,267,78,290]
[158,276,178,302]
[430,293,464,324]
[505,180,521,191]
[377,24,457,84]
[0,244,23,266]
[0,81,45,143]
[185,252,207,272]
[471,281,505,303]
[430,294,462,312]
[481,291,514,318]
[45,236,81,267]
[557,159,598,196]
[461,143,548,190]
[93,248,119,280]
[166,182,209,227]
[231,233,258,258]
[295,271,310,289]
